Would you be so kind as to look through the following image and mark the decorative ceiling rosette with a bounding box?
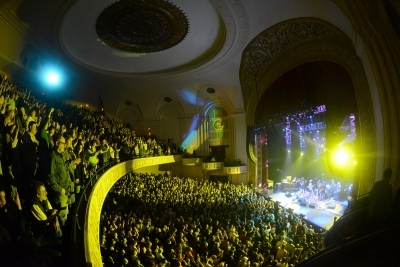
[96,0,189,53]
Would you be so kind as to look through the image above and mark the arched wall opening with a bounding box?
[160,108,182,147]
[255,61,358,193]
[240,18,376,196]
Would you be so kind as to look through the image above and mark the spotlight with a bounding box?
[301,152,304,155]
[334,148,351,165]
[46,72,60,85]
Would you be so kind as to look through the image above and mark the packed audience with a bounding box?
[0,74,176,266]
[101,173,326,267]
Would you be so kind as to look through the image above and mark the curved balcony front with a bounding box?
[202,162,223,171]
[182,158,203,166]
[223,166,247,174]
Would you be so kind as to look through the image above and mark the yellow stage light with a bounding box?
[334,148,351,165]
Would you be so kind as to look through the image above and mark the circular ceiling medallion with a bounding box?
[207,87,215,94]
[164,97,172,102]
[96,0,189,54]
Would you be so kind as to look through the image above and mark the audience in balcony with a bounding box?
[0,74,175,265]
[30,181,62,238]
[47,134,77,226]
[0,187,62,266]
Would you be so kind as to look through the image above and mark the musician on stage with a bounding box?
[317,183,325,201]
[308,180,315,198]
[335,182,342,198]
[299,177,306,193]
[325,183,331,196]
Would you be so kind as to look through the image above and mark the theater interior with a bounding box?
[0,0,399,266]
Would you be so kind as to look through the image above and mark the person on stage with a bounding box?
[299,177,306,193]
[318,183,325,201]
[308,180,314,198]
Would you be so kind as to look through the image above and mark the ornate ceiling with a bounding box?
[95,0,189,54]
[0,0,355,121]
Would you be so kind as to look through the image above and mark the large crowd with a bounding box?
[101,173,326,267]
[0,74,176,266]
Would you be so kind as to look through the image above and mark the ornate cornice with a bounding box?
[240,18,351,110]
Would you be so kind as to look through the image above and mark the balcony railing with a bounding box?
[182,158,203,166]
[82,155,182,267]
[202,162,223,170]
[223,165,247,174]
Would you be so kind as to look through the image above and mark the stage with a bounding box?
[256,187,348,230]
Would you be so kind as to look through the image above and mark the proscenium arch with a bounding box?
[240,18,376,196]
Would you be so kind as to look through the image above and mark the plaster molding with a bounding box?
[51,0,249,80]
[240,18,351,109]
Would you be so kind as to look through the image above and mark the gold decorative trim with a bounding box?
[247,126,257,163]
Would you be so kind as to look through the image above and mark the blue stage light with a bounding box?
[46,72,60,85]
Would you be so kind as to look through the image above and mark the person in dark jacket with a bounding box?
[47,134,80,226]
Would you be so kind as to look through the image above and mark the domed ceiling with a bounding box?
[61,0,228,74]
[0,0,354,121]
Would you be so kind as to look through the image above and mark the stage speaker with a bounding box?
[285,193,292,198]
[327,203,336,209]
[309,203,317,209]
[298,197,307,206]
